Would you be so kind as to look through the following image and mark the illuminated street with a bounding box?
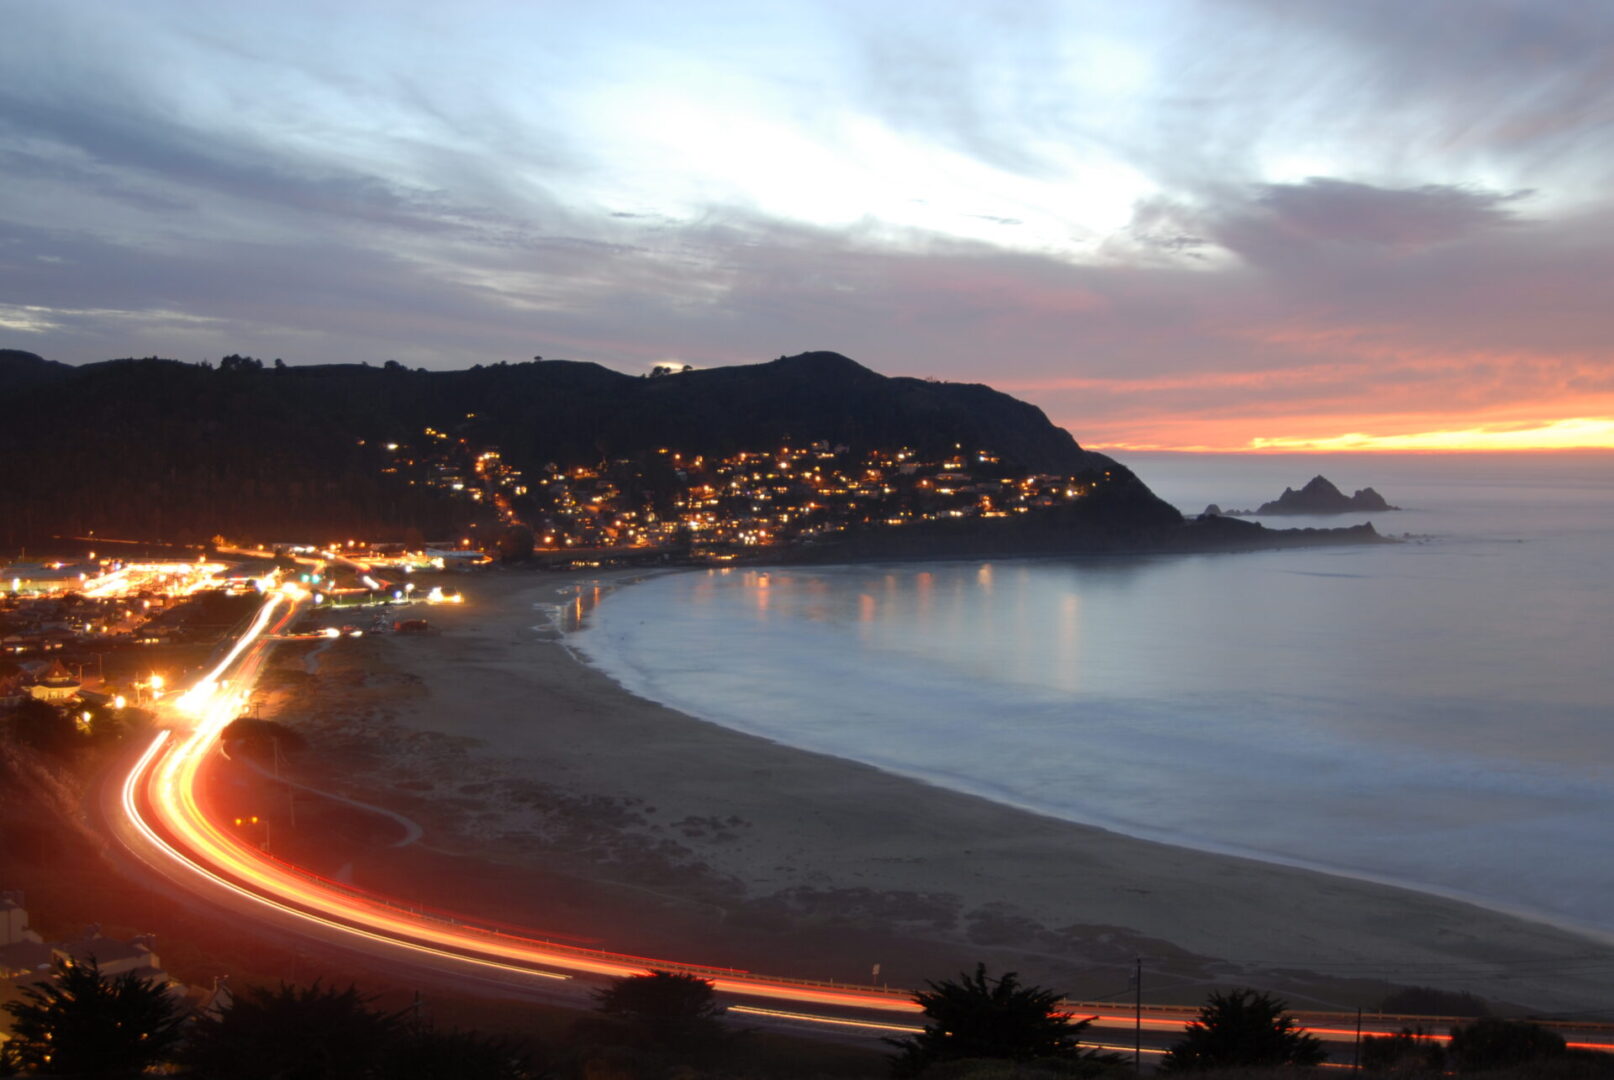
[105,584,1614,1056]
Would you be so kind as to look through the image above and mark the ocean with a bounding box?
[569,451,1614,936]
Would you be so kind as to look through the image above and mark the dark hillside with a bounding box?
[0,348,72,392]
[0,350,1114,546]
[616,353,1101,471]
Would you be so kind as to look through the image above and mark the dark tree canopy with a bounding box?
[1379,985,1491,1017]
[495,523,536,563]
[1361,1025,1448,1074]
[1160,988,1325,1072]
[1447,1018,1566,1072]
[5,697,81,757]
[592,969,725,1051]
[220,716,308,754]
[181,980,541,1080]
[886,963,1118,1078]
[382,1026,541,1080]
[1,957,185,1078]
[181,981,403,1079]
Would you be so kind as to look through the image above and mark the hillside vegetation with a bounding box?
[0,350,1113,547]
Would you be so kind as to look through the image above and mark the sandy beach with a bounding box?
[267,568,1614,1014]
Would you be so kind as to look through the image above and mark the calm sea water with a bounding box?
[570,452,1614,934]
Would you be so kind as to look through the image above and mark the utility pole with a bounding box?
[1353,1005,1363,1071]
[1134,957,1143,1074]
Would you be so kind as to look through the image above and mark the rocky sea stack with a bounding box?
[1254,476,1398,515]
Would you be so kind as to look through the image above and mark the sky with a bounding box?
[3,1,1613,451]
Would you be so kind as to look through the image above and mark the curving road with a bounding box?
[111,584,926,1019]
[107,582,1614,1058]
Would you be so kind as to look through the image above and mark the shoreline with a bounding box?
[273,567,1614,1014]
[573,570,1613,948]
[565,564,1614,950]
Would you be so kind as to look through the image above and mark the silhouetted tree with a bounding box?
[5,697,80,757]
[592,970,725,1051]
[1160,988,1325,1071]
[1447,1018,1565,1072]
[219,353,264,374]
[383,1027,543,1080]
[496,524,535,563]
[82,702,133,746]
[180,981,402,1079]
[220,716,307,756]
[1362,1025,1447,1074]
[1379,985,1491,1017]
[886,963,1118,1078]
[1,956,185,1078]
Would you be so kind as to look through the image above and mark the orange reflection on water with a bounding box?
[1056,592,1083,694]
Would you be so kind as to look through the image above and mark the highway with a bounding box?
[108,580,1614,1062]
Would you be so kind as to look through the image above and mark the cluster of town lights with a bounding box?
[374,425,1105,557]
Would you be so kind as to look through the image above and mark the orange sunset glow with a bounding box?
[1030,351,1614,452]
[1087,416,1614,454]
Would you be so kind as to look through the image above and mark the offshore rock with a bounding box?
[1254,476,1400,515]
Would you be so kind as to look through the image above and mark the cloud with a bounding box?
[2,0,1614,450]
[1239,179,1527,253]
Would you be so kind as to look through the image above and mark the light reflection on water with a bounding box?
[570,452,1614,932]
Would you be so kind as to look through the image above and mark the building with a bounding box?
[26,660,80,703]
[0,897,214,1057]
[0,894,57,979]
[58,927,165,980]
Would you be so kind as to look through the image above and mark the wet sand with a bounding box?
[268,568,1614,1013]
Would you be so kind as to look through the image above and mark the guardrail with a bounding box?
[174,768,1614,1032]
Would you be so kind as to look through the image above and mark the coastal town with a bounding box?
[382,424,1114,556]
[0,548,467,1056]
[0,551,462,726]
[0,425,1125,709]
[0,421,1108,739]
